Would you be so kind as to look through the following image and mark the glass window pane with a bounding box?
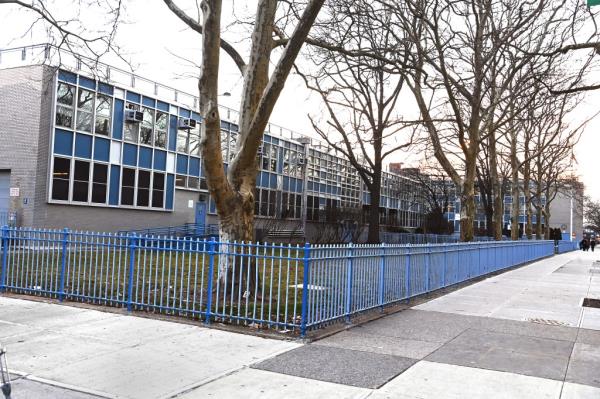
[56,106,73,128]
[77,89,94,112]
[57,83,74,106]
[155,131,166,148]
[93,163,108,183]
[91,183,107,203]
[51,157,71,201]
[77,111,93,132]
[140,108,154,145]
[121,168,136,206]
[155,112,167,131]
[72,160,90,202]
[124,123,138,142]
[177,130,188,153]
[95,95,112,135]
[122,168,135,187]
[138,170,151,188]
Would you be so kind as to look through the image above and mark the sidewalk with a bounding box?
[1,250,599,398]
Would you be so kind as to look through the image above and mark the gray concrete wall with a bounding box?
[0,65,50,227]
[549,190,584,241]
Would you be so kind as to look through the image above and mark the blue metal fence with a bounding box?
[556,240,578,254]
[0,226,565,336]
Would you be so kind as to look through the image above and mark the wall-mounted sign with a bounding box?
[9,187,19,197]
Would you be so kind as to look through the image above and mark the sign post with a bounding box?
[589,0,600,6]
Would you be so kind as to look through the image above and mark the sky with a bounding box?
[1,0,599,199]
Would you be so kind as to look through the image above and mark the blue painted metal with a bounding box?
[300,242,311,337]
[1,225,8,291]
[59,228,69,302]
[126,233,137,312]
[0,226,571,335]
[204,238,216,325]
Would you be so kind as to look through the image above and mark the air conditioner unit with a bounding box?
[178,118,197,130]
[125,110,143,123]
[257,147,263,157]
[298,158,306,165]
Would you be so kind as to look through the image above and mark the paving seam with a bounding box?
[160,345,301,399]
[15,373,117,399]
[559,261,595,399]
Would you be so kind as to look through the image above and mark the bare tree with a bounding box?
[163,0,325,286]
[298,1,417,243]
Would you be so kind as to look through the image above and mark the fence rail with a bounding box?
[0,226,572,336]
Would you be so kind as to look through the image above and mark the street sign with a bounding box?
[589,0,600,6]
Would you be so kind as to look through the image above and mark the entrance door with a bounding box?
[0,172,10,226]
[195,201,207,235]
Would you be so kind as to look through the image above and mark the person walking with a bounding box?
[592,239,597,252]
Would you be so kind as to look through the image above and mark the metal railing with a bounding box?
[556,240,578,254]
[120,223,219,239]
[0,226,560,336]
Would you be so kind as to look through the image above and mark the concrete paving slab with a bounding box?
[565,343,600,388]
[10,377,105,399]
[313,329,442,359]
[576,328,600,345]
[372,361,562,399]
[426,329,573,380]
[468,316,578,342]
[561,382,600,399]
[177,368,371,399]
[3,330,120,374]
[253,345,415,389]
[580,308,600,331]
[357,309,473,343]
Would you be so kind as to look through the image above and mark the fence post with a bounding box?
[379,243,386,312]
[58,228,69,302]
[126,233,137,312]
[405,245,411,302]
[442,246,447,288]
[1,225,9,292]
[300,242,311,337]
[345,243,353,323]
[205,238,216,325]
[425,246,431,293]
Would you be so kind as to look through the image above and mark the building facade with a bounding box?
[0,47,423,237]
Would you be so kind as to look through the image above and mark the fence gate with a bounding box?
[0,172,9,225]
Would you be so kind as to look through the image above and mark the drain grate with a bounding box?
[582,298,600,308]
[526,318,571,327]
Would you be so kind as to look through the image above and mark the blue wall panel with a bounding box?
[142,96,156,108]
[112,99,124,140]
[138,147,153,169]
[79,76,96,90]
[179,108,191,118]
[157,100,169,112]
[74,133,93,159]
[168,115,177,152]
[176,154,188,174]
[126,91,141,103]
[54,129,73,156]
[109,165,120,205]
[153,150,167,171]
[98,82,114,95]
[189,157,200,177]
[192,111,202,121]
[93,137,110,162]
[123,143,138,166]
[58,70,77,84]
[166,174,174,210]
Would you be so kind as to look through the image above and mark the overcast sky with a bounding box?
[1,0,599,199]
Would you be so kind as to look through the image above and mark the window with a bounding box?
[155,111,167,148]
[177,129,188,153]
[261,143,278,172]
[152,173,165,208]
[140,108,154,145]
[124,103,139,142]
[121,168,135,205]
[76,89,94,133]
[137,170,150,206]
[95,94,112,136]
[91,163,108,203]
[51,157,70,200]
[72,160,90,202]
[187,177,199,190]
[176,175,186,187]
[189,125,201,155]
[56,83,75,128]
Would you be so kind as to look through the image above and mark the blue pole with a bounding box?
[442,247,447,288]
[126,233,137,312]
[300,242,311,337]
[345,243,353,323]
[59,228,69,302]
[425,246,431,293]
[379,243,386,312]
[1,225,8,292]
[405,245,411,302]
[205,237,216,325]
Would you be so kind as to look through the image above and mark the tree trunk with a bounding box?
[510,131,520,241]
[367,179,381,244]
[535,207,543,239]
[460,177,476,242]
[544,204,551,239]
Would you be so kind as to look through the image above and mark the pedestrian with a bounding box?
[584,239,589,252]
[580,239,585,251]
[592,240,596,252]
